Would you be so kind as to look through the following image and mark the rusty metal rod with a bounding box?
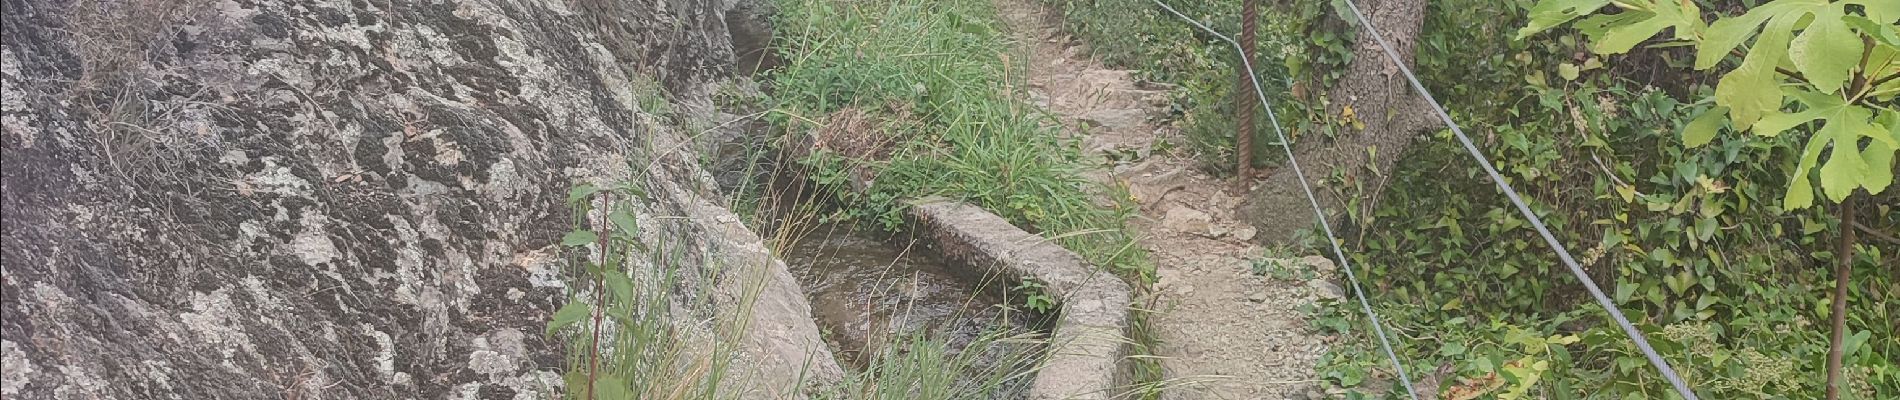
[1235,0,1259,187]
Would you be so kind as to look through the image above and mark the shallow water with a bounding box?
[780,222,1041,368]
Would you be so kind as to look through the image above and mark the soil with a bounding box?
[994,1,1336,399]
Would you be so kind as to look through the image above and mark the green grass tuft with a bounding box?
[768,0,1153,280]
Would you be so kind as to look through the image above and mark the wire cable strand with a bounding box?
[1335,0,1699,398]
[1148,2,1420,399]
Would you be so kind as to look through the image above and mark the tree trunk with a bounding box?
[1827,195,1858,400]
[1238,0,1438,244]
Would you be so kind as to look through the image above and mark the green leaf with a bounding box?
[1715,14,1799,130]
[1329,0,1355,24]
[1694,217,1718,241]
[1813,106,1878,201]
[1682,106,1728,146]
[1695,6,1776,69]
[546,299,590,337]
[1789,8,1861,94]
[1866,112,1900,195]
[594,376,635,400]
[1693,0,1822,69]
[604,272,635,303]
[562,230,599,247]
[1843,330,1872,357]
[1866,138,1895,195]
[1752,109,1827,137]
[1844,15,1900,47]
[1848,0,1900,22]
[608,210,641,239]
[1586,0,1703,54]
[1441,342,1468,356]
[1785,134,1826,210]
[1591,12,1673,55]
[1559,63,1581,80]
[1875,110,1900,148]
[568,183,602,205]
[1517,0,1611,39]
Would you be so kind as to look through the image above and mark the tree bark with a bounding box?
[1238,0,1438,244]
[1827,195,1857,400]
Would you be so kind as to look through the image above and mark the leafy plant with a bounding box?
[1013,280,1058,314]
[1518,0,1896,209]
[1251,257,1316,281]
[1290,0,1898,399]
[1518,0,1897,397]
[769,0,1167,395]
[548,182,746,400]
[770,0,1153,280]
[1042,0,1334,174]
[816,331,1045,400]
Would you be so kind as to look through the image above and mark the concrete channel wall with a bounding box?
[905,198,1133,400]
[789,126,1133,398]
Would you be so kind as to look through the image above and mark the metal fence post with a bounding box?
[1235,0,1259,187]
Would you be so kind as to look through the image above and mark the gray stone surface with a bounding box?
[0,0,837,398]
[906,198,1132,400]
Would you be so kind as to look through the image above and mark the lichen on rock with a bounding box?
[0,0,837,398]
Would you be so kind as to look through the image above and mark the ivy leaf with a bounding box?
[1682,106,1728,147]
[1789,8,1860,94]
[1695,217,1718,242]
[1517,0,1611,40]
[545,299,590,337]
[562,230,599,247]
[1715,14,1799,130]
[1329,0,1356,24]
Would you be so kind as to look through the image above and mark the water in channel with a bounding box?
[778,219,1050,397]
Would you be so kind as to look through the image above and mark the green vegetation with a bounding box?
[1514,0,1897,396]
[548,181,1050,400]
[768,0,1151,280]
[816,332,1046,400]
[1048,0,1897,398]
[1012,280,1059,314]
[1319,1,1899,398]
[548,183,747,400]
[767,0,1168,395]
[1044,0,1346,173]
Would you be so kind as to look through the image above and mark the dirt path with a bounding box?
[994,2,1336,399]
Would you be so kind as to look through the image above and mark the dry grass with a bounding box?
[54,0,223,189]
[812,107,900,162]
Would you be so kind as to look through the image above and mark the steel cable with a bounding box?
[1335,0,1699,398]
[1149,1,1421,398]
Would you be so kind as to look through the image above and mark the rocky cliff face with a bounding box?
[0,0,837,398]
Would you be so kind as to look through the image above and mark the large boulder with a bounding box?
[0,0,837,398]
